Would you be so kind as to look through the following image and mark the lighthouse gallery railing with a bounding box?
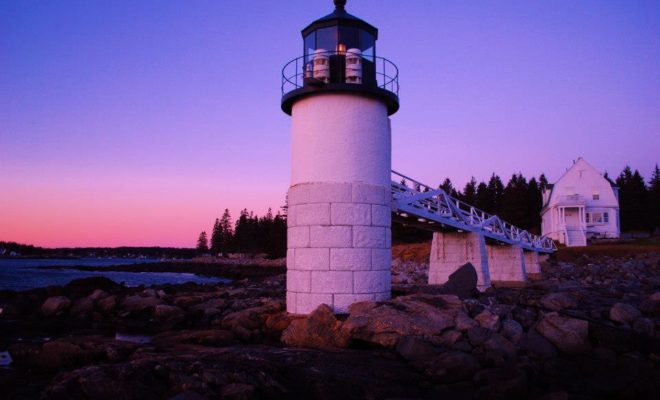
[281,51,399,97]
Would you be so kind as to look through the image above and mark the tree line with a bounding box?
[196,164,659,254]
[196,208,287,258]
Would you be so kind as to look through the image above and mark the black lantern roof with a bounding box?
[301,0,378,39]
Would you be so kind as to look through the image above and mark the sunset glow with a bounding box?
[2,0,658,247]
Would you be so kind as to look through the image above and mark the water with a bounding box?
[0,258,226,291]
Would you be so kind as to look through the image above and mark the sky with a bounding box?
[1,0,659,248]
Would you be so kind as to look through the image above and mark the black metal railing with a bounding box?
[281,51,399,97]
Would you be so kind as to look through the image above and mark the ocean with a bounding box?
[0,258,226,291]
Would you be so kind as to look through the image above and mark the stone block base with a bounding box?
[286,182,392,314]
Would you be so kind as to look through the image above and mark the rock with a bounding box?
[70,297,94,318]
[474,310,500,331]
[40,296,72,316]
[443,263,478,298]
[154,305,185,322]
[281,304,348,348]
[455,311,478,331]
[540,292,578,311]
[632,317,655,336]
[88,289,109,302]
[221,304,279,341]
[152,330,234,348]
[395,336,437,362]
[221,383,256,400]
[97,295,117,313]
[423,351,480,383]
[263,311,293,339]
[474,368,528,400]
[483,333,517,361]
[121,294,163,312]
[536,312,590,354]
[341,294,459,348]
[639,292,660,316]
[522,329,557,359]
[512,306,537,329]
[467,326,494,346]
[437,330,463,347]
[36,341,86,370]
[189,298,228,316]
[609,303,641,324]
[169,391,208,400]
[499,319,523,344]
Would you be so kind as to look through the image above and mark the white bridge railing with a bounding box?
[391,170,557,253]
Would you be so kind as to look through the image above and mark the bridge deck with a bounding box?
[391,171,556,253]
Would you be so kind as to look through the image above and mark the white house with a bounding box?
[541,158,620,246]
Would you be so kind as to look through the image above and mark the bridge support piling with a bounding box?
[524,251,541,278]
[428,231,490,291]
[487,245,527,284]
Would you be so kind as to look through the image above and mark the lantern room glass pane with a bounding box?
[338,26,359,52]
[360,29,375,60]
[316,26,337,54]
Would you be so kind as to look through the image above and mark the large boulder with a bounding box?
[423,351,480,383]
[221,303,282,341]
[609,303,641,324]
[536,312,590,354]
[640,292,660,316]
[121,294,163,312]
[341,294,461,348]
[41,296,72,316]
[97,295,117,313]
[539,292,578,311]
[281,304,348,348]
[499,319,523,344]
[442,263,478,298]
[154,304,185,323]
[70,297,94,319]
[474,309,501,331]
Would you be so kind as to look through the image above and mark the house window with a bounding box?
[585,213,590,223]
[604,212,609,223]
[593,194,600,200]
[592,213,603,224]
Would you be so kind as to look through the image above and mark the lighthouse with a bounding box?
[281,0,400,314]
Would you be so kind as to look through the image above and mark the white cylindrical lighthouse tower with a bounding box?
[281,0,400,314]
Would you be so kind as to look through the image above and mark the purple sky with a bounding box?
[1,0,659,247]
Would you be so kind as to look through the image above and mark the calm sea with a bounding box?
[0,258,225,291]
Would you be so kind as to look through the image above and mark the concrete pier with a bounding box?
[487,244,527,283]
[428,231,490,290]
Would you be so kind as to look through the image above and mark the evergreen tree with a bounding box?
[439,178,458,197]
[218,209,233,256]
[648,164,660,233]
[462,177,477,205]
[474,181,491,212]
[501,174,529,228]
[210,218,222,255]
[527,177,542,233]
[538,174,548,191]
[486,174,505,214]
[616,166,648,232]
[196,231,209,254]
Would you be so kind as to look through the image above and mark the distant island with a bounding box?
[0,241,197,260]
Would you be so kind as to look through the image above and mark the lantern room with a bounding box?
[281,0,399,115]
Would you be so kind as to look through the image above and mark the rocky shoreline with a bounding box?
[1,250,659,399]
